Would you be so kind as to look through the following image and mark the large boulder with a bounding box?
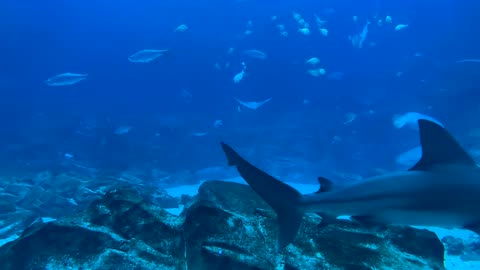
[0,180,445,269]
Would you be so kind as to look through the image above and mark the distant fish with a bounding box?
[128,49,168,63]
[396,146,422,167]
[343,112,357,125]
[321,7,336,15]
[180,88,193,103]
[276,24,288,37]
[393,112,443,130]
[307,68,326,77]
[385,16,393,24]
[191,132,208,137]
[213,120,223,128]
[174,24,188,32]
[114,126,132,135]
[40,217,57,223]
[67,198,78,206]
[243,49,267,60]
[194,166,237,181]
[45,73,87,86]
[395,24,408,31]
[349,21,370,49]
[305,57,320,65]
[315,14,327,27]
[234,97,272,110]
[233,62,247,84]
[456,59,480,64]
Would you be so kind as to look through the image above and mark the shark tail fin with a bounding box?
[221,142,303,249]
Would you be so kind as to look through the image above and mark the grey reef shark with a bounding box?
[221,119,480,249]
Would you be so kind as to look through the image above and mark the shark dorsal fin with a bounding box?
[409,119,476,171]
[316,177,333,193]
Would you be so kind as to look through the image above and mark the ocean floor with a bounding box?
[165,176,480,270]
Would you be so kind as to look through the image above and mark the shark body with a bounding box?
[221,120,480,249]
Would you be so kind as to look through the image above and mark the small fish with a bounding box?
[456,59,480,64]
[221,119,480,249]
[213,120,223,128]
[326,71,344,80]
[315,15,327,26]
[293,12,302,22]
[298,19,308,28]
[305,57,320,65]
[234,97,272,110]
[393,112,443,130]
[349,21,370,48]
[319,28,328,37]
[233,62,247,84]
[243,49,267,60]
[174,24,188,32]
[396,146,422,167]
[128,49,168,63]
[307,68,326,77]
[298,27,310,35]
[45,73,87,86]
[395,24,408,31]
[191,132,208,137]
[114,126,132,135]
[41,217,57,223]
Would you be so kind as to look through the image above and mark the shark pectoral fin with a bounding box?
[316,177,334,193]
[409,119,476,171]
[221,142,303,249]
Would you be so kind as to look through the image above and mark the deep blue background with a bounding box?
[0,0,479,182]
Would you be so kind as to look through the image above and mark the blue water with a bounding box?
[0,0,479,183]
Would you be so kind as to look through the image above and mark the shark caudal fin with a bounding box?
[220,142,303,249]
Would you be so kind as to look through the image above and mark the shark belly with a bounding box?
[371,209,473,227]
